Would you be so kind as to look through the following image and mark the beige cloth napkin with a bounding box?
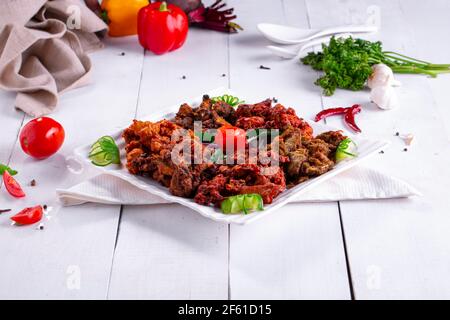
[0,0,107,116]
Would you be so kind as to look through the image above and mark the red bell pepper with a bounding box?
[138,1,189,55]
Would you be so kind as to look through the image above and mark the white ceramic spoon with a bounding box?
[257,23,377,45]
[267,33,353,59]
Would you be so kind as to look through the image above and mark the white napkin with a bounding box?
[56,166,421,206]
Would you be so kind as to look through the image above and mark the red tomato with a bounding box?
[214,126,247,151]
[20,117,65,160]
[10,205,43,225]
[3,171,25,198]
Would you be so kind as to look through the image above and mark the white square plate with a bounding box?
[74,88,389,225]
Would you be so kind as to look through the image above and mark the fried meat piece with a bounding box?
[194,164,286,205]
[279,126,303,155]
[174,103,195,129]
[316,131,346,151]
[124,98,345,208]
[213,100,236,122]
[235,100,313,139]
[235,116,265,130]
[302,151,335,176]
[280,128,344,185]
[194,174,228,206]
[235,164,286,204]
[174,96,236,130]
[286,148,309,177]
[170,164,194,197]
[123,119,187,187]
[235,99,272,118]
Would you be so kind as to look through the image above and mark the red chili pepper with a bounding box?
[10,205,43,225]
[314,107,347,122]
[138,1,189,55]
[344,104,362,133]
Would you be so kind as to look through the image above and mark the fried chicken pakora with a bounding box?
[123,95,345,208]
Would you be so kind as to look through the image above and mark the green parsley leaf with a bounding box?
[0,164,18,176]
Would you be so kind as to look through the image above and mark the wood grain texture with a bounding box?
[305,0,450,299]
[398,0,450,140]
[0,37,144,299]
[230,203,350,299]
[0,91,24,166]
[227,0,350,300]
[107,28,230,299]
[108,205,228,299]
[0,0,449,299]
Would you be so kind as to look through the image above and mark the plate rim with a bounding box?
[73,87,391,225]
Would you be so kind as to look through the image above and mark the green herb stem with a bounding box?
[383,51,433,65]
[301,36,450,95]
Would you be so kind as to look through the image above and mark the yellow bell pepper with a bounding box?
[101,0,149,37]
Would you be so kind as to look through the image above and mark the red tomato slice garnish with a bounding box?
[3,171,25,198]
[214,126,247,151]
[10,205,43,225]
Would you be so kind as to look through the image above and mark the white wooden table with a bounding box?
[1,0,450,300]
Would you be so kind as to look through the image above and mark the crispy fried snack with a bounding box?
[123,97,344,207]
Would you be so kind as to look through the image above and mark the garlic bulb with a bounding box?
[368,64,401,89]
[370,85,399,110]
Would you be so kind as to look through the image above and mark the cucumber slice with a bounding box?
[221,196,243,214]
[88,136,121,166]
[221,194,264,214]
[336,138,358,163]
[91,158,113,167]
[89,151,112,166]
[243,194,264,212]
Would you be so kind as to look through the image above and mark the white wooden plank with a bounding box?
[0,91,24,165]
[1,0,445,300]
[397,0,450,139]
[0,36,144,299]
[230,203,350,299]
[228,0,351,299]
[107,28,230,299]
[108,205,228,299]
[306,0,450,299]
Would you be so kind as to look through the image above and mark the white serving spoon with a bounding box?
[257,23,377,45]
[267,33,353,59]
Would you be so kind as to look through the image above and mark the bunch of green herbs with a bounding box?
[301,36,450,96]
